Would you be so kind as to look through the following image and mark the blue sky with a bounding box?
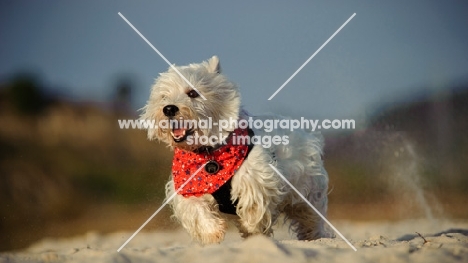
[1,0,467,125]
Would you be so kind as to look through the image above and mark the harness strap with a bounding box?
[211,128,255,215]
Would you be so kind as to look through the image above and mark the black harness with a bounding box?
[196,129,255,215]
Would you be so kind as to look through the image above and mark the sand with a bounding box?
[1,219,467,263]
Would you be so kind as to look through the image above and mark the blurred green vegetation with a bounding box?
[6,73,49,115]
[0,74,172,251]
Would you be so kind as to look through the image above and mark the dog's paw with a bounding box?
[193,219,227,245]
[235,219,273,239]
[198,229,226,245]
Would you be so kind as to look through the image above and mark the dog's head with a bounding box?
[140,56,241,151]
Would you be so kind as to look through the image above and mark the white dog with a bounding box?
[141,56,332,244]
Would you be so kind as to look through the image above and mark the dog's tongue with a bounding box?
[173,128,186,138]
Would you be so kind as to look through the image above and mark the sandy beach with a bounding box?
[1,219,467,263]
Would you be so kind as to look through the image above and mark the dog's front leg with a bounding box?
[230,147,284,238]
[166,181,227,244]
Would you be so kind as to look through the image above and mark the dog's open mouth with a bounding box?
[170,121,194,143]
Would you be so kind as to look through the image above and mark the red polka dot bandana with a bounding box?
[172,128,249,197]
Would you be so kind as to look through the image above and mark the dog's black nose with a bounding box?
[163,105,179,117]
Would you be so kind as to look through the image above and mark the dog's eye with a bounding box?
[187,90,199,98]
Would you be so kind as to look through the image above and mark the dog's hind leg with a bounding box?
[282,174,333,240]
[270,128,333,239]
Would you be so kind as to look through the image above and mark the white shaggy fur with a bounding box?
[141,56,333,244]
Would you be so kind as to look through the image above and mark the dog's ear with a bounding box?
[207,56,221,74]
[167,64,176,72]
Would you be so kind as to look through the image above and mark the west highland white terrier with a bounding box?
[140,56,332,244]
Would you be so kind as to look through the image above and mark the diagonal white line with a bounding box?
[268,13,356,100]
[118,12,207,100]
[268,164,357,251]
[117,163,207,252]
